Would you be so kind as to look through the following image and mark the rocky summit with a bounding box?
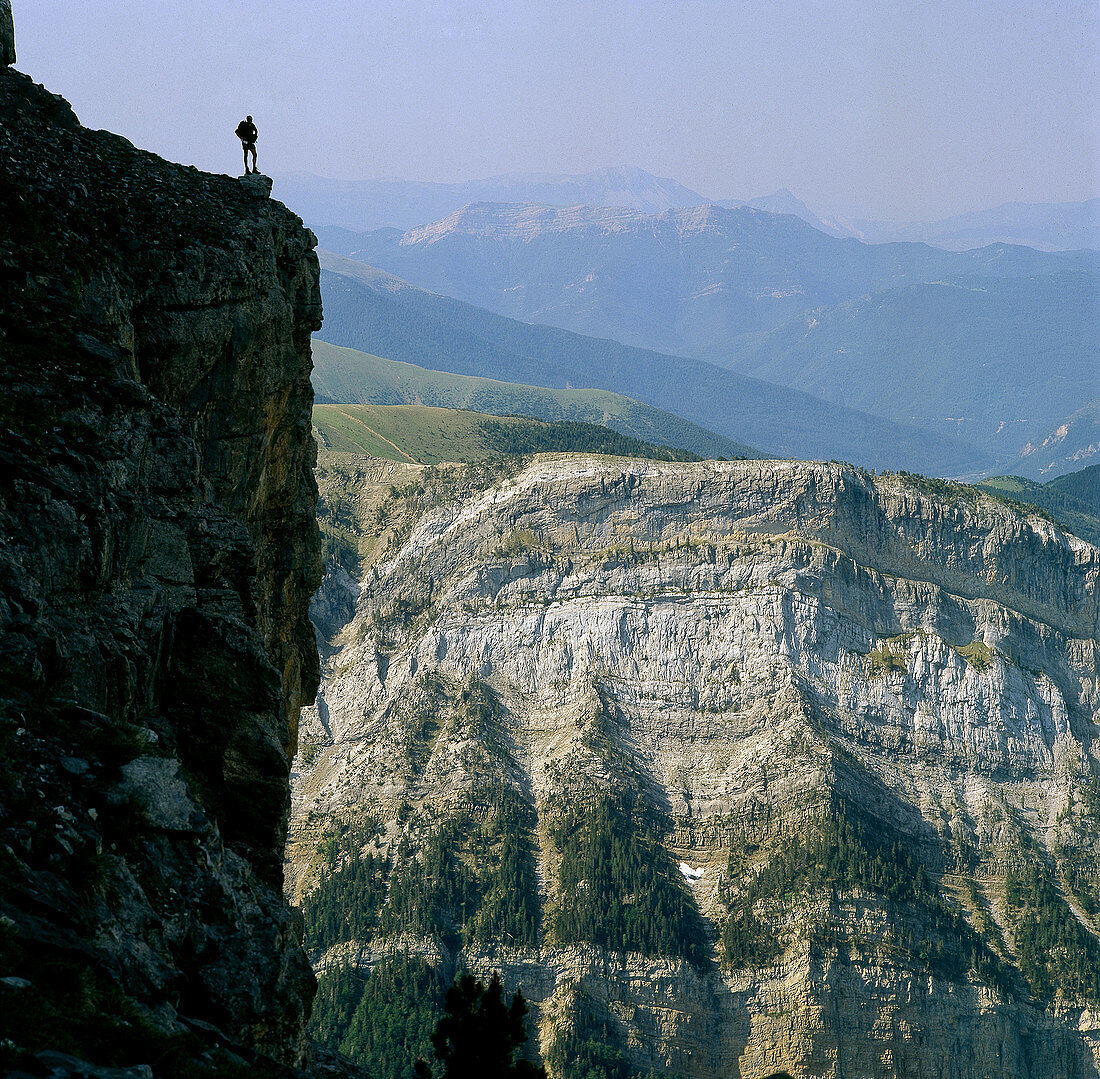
[0,36,354,1079]
[292,451,1100,1078]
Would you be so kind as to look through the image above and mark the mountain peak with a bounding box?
[712,189,854,238]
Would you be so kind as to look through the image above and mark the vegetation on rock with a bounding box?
[1004,847,1100,1004]
[302,816,390,957]
[381,790,541,949]
[721,797,1013,996]
[548,790,707,967]
[543,987,634,1079]
[314,402,705,465]
[310,956,447,1079]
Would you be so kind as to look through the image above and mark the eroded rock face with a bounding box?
[292,453,1100,1078]
[0,0,13,67]
[0,61,328,1076]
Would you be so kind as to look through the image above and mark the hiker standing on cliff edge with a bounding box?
[235,115,258,174]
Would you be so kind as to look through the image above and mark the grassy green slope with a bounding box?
[313,403,705,465]
[316,253,997,476]
[310,338,763,461]
[975,464,1100,545]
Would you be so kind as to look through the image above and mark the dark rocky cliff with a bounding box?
[0,29,340,1078]
[0,2,13,67]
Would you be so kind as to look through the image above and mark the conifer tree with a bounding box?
[423,972,546,1079]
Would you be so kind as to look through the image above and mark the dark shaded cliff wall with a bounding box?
[0,34,330,1078]
[0,1,12,66]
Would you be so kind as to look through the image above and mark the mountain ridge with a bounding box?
[321,202,1099,365]
[294,453,1100,1076]
[317,249,995,475]
[310,337,764,461]
[275,165,708,232]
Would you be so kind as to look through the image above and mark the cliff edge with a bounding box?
[0,33,332,1078]
[293,453,1100,1078]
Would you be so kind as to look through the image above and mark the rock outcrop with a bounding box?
[1,0,14,67]
[292,452,1100,1078]
[0,42,336,1078]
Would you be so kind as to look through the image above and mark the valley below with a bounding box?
[290,449,1100,1078]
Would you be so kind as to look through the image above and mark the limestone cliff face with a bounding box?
[292,452,1100,1078]
[0,52,332,1077]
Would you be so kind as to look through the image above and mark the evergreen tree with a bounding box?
[423,973,546,1079]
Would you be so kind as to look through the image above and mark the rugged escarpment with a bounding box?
[293,453,1100,1078]
[0,48,329,1076]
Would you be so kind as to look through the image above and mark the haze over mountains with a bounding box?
[285,165,1099,481]
[318,251,993,475]
[722,271,1099,462]
[278,165,1100,250]
[312,203,1098,477]
[276,165,705,232]
[849,197,1100,251]
[321,202,1097,354]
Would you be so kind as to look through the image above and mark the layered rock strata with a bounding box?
[0,41,337,1077]
[292,452,1100,1078]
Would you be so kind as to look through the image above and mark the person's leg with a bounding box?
[248,145,257,173]
[242,143,249,173]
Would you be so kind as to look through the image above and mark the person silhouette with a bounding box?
[235,115,258,174]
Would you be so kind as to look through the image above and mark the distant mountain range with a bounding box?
[277,165,1100,251]
[847,198,1100,252]
[293,176,1097,480]
[317,200,1097,355]
[316,250,993,475]
[721,272,1100,467]
[275,165,706,232]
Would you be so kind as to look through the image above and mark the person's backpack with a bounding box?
[236,120,256,142]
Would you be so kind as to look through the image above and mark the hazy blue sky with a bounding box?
[13,0,1099,220]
